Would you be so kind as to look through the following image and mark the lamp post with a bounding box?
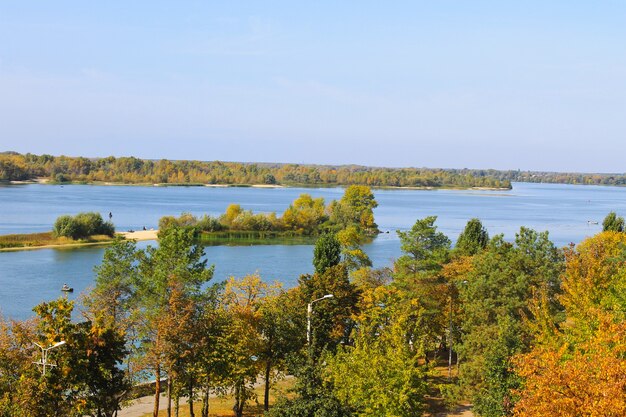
[33,341,66,376]
[307,294,334,345]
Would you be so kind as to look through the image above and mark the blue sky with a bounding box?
[1,1,625,172]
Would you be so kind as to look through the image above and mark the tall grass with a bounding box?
[0,232,114,249]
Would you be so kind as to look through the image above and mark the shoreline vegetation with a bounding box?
[4,151,626,189]
[5,177,511,191]
[158,185,380,243]
[1,151,513,189]
[0,232,117,251]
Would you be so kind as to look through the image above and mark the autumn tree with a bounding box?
[282,194,327,234]
[337,225,372,272]
[222,275,267,417]
[328,185,378,235]
[0,317,35,417]
[514,231,626,417]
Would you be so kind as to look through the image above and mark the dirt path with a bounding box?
[117,394,178,417]
[434,405,474,416]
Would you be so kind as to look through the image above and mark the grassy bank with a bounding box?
[0,231,115,250]
[197,230,318,246]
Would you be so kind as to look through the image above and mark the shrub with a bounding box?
[196,215,224,232]
[53,212,115,239]
[53,215,79,238]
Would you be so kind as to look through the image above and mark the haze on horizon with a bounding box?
[1,1,625,173]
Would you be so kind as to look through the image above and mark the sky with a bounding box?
[1,1,625,172]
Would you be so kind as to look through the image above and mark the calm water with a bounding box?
[1,182,623,319]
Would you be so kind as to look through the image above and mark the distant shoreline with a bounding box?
[6,179,510,191]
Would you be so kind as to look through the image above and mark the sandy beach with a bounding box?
[117,230,159,241]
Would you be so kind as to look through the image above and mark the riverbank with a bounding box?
[0,232,116,251]
[7,178,510,191]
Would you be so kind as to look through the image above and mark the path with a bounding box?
[118,394,184,417]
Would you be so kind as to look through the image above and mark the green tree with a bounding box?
[298,264,361,358]
[88,237,137,325]
[313,233,342,275]
[457,228,563,417]
[455,218,489,256]
[395,216,451,278]
[133,226,214,417]
[602,211,624,232]
[326,286,429,417]
[394,216,451,357]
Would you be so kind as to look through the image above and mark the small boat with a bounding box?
[61,284,73,292]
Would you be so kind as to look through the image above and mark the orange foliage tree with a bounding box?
[513,231,626,417]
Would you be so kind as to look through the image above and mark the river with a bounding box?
[0,182,623,319]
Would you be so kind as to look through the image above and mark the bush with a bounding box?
[53,212,115,239]
[196,215,224,232]
[53,215,79,238]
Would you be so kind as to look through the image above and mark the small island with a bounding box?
[159,185,379,244]
[0,212,116,251]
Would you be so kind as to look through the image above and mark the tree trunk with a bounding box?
[167,377,172,417]
[175,395,180,417]
[201,386,209,417]
[153,365,161,417]
[188,378,195,417]
[264,360,271,411]
[233,381,245,417]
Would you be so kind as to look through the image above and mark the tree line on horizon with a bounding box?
[0,152,512,188]
[4,151,626,188]
[1,210,625,417]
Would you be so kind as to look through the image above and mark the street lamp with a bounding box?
[307,294,334,345]
[33,341,66,376]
